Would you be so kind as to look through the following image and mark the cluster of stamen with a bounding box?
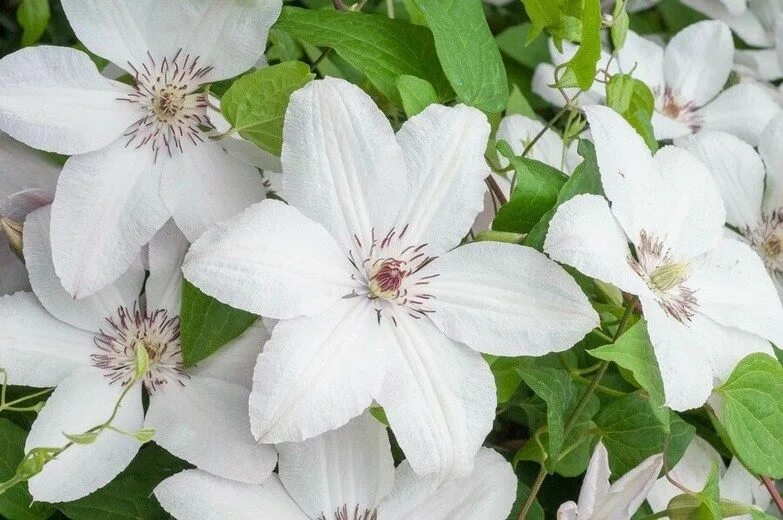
[118,50,213,161]
[318,505,377,520]
[629,230,699,322]
[92,303,186,392]
[743,210,783,274]
[655,87,703,132]
[347,224,438,325]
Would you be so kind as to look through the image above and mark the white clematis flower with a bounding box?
[647,436,772,518]
[183,77,599,480]
[0,132,59,295]
[0,0,282,299]
[544,105,783,411]
[154,412,518,520]
[557,441,664,520]
[0,213,275,503]
[675,119,783,299]
[616,21,780,144]
[682,0,782,80]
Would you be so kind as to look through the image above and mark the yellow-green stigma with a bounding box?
[650,261,690,292]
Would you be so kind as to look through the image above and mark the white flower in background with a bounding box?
[0,214,275,502]
[616,21,780,144]
[544,105,783,411]
[557,441,663,520]
[474,115,579,232]
[183,77,599,480]
[0,133,58,295]
[155,412,518,520]
[682,0,782,80]
[0,0,282,299]
[675,123,783,299]
[647,437,772,518]
[533,40,616,108]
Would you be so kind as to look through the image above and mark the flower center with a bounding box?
[347,226,438,325]
[318,505,377,520]
[744,210,783,274]
[92,304,187,392]
[118,50,213,161]
[629,230,698,322]
[656,87,703,133]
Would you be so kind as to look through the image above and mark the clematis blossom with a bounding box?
[557,442,663,520]
[0,0,282,299]
[155,412,518,520]
[0,133,59,295]
[544,105,783,411]
[647,437,772,518]
[616,21,780,144]
[183,77,599,480]
[0,213,275,502]
[675,118,783,299]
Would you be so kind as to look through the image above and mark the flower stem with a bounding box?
[485,174,508,206]
[762,476,783,515]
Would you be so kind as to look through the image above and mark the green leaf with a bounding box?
[492,141,568,234]
[396,75,438,118]
[610,3,630,49]
[605,74,657,151]
[523,139,603,250]
[716,353,783,478]
[506,85,537,118]
[276,7,453,104]
[496,23,551,69]
[667,463,721,520]
[180,280,258,366]
[221,60,314,156]
[564,0,602,90]
[520,0,564,41]
[518,365,573,466]
[0,419,54,520]
[16,0,50,47]
[506,480,545,520]
[588,319,668,429]
[595,392,695,476]
[412,0,507,113]
[489,356,527,403]
[56,444,190,520]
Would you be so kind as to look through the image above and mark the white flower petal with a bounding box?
[145,376,277,484]
[50,138,169,298]
[645,145,726,260]
[160,141,265,242]
[759,112,783,212]
[705,317,775,388]
[0,236,29,296]
[664,21,734,107]
[145,220,189,314]
[689,237,783,346]
[545,194,652,297]
[426,241,598,357]
[496,115,572,172]
[0,292,93,387]
[617,32,665,93]
[721,458,772,512]
[0,132,59,200]
[532,64,574,108]
[24,206,144,332]
[577,441,612,518]
[681,0,773,47]
[0,46,139,155]
[675,132,764,230]
[188,321,268,388]
[155,471,308,520]
[647,436,724,512]
[376,313,496,481]
[735,49,783,81]
[278,413,394,520]
[583,105,658,240]
[379,448,517,520]
[556,502,580,520]
[393,104,491,255]
[249,298,389,443]
[642,299,716,411]
[26,368,144,503]
[591,453,663,519]
[651,111,693,141]
[183,199,354,319]
[2,188,55,222]
[698,83,781,145]
[281,77,408,252]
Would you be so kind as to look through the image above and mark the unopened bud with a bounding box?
[64,431,99,445]
[133,341,150,380]
[132,428,156,443]
[16,447,60,480]
[0,217,23,261]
